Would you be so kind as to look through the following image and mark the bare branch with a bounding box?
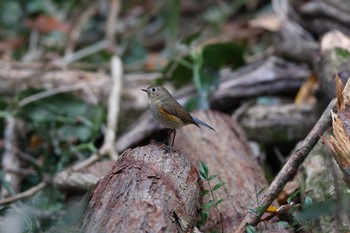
[235,98,337,232]
[73,55,123,170]
[0,182,46,205]
[105,0,121,47]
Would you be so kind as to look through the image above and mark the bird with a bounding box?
[142,85,215,147]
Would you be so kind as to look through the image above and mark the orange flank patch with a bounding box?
[159,107,182,124]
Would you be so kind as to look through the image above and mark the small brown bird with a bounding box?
[142,86,215,146]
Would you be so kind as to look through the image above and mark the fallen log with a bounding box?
[175,111,284,232]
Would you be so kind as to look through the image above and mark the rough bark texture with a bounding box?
[174,110,275,232]
[81,143,201,233]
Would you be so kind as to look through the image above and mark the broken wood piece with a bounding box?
[323,76,350,188]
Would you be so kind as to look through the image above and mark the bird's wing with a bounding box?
[160,101,196,125]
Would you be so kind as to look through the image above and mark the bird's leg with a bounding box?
[171,129,176,147]
[163,129,173,145]
[160,129,177,153]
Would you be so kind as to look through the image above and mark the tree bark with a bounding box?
[81,143,201,233]
[174,110,275,232]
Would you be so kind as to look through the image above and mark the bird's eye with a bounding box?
[151,87,156,92]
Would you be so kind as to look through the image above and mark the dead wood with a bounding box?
[210,56,310,109]
[238,103,317,144]
[235,99,336,232]
[318,31,350,103]
[273,29,319,65]
[323,77,350,189]
[296,0,350,36]
[174,110,275,232]
[81,143,201,233]
[0,62,110,104]
[116,57,311,152]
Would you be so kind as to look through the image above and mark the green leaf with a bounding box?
[294,199,338,221]
[304,196,313,208]
[256,186,267,196]
[201,190,210,196]
[208,175,217,181]
[276,221,290,228]
[246,224,257,233]
[201,200,214,210]
[212,182,224,191]
[335,48,350,58]
[202,42,245,69]
[216,199,224,206]
[199,161,209,180]
[200,210,209,223]
[256,204,268,216]
[57,125,91,142]
[180,30,202,45]
[0,111,11,118]
[287,189,300,204]
[247,208,256,214]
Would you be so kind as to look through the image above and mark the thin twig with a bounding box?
[234,99,337,232]
[54,40,109,65]
[65,1,99,55]
[18,79,107,107]
[73,55,123,170]
[207,180,224,233]
[105,0,120,47]
[0,182,46,205]
[101,55,122,159]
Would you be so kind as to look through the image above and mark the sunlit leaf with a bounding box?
[216,199,224,206]
[304,196,313,208]
[201,190,210,196]
[246,224,257,233]
[201,200,214,210]
[200,210,209,223]
[287,189,300,204]
[256,204,268,216]
[212,182,224,191]
[277,221,290,228]
[199,161,209,180]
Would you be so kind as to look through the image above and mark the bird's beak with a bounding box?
[141,88,148,93]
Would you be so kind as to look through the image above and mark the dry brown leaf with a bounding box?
[249,13,282,32]
[24,15,70,33]
[335,73,344,110]
[295,74,318,105]
[277,180,300,204]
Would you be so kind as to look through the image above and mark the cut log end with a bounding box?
[81,143,201,233]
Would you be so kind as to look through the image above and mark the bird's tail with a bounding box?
[192,116,215,131]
